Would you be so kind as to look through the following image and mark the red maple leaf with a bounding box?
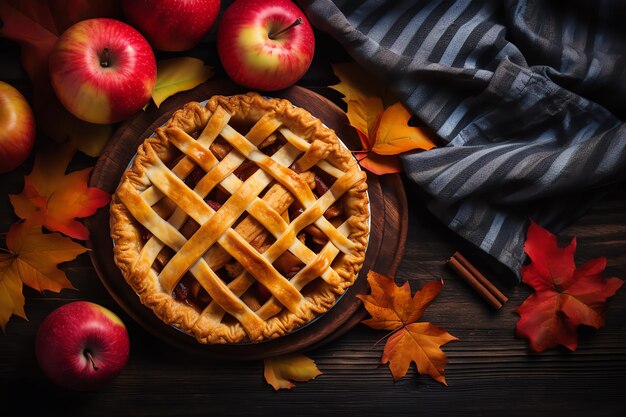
[515,220,624,352]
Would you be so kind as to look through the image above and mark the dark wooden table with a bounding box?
[1,24,625,417]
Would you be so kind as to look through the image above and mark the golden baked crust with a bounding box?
[110,93,369,344]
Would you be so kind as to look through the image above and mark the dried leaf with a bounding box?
[330,63,395,106]
[515,220,624,352]
[357,271,458,384]
[4,221,87,292]
[69,120,113,158]
[0,0,115,157]
[345,96,383,144]
[152,57,214,108]
[0,255,26,332]
[355,151,402,175]
[9,143,110,240]
[359,272,442,330]
[329,64,437,175]
[0,221,88,331]
[263,353,322,391]
[383,322,458,385]
[372,102,437,155]
[330,64,383,148]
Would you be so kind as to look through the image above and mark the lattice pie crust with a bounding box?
[110,93,369,344]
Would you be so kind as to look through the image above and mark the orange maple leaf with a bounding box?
[330,63,437,175]
[0,220,88,331]
[263,353,322,391]
[357,271,458,385]
[9,143,110,240]
[355,150,403,175]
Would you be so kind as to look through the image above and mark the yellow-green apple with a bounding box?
[122,0,220,51]
[49,18,157,124]
[217,0,315,91]
[0,82,35,174]
[35,301,130,391]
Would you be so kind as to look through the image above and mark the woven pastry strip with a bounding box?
[130,109,285,283]
[112,94,370,343]
[118,105,363,338]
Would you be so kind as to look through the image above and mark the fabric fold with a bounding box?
[298,0,626,278]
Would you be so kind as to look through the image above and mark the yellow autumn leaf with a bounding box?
[263,353,322,390]
[346,96,384,144]
[0,221,88,330]
[330,63,384,142]
[0,255,26,332]
[330,63,398,106]
[4,221,88,292]
[330,62,438,175]
[372,102,437,155]
[152,57,214,108]
[67,119,113,158]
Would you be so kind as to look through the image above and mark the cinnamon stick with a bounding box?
[446,252,507,310]
[453,252,508,305]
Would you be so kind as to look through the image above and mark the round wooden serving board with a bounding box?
[86,80,407,360]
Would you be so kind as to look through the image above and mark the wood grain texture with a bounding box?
[85,80,407,359]
[1,27,625,417]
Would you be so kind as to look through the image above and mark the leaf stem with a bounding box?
[373,325,404,348]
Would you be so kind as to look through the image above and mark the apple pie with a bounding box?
[110,93,369,344]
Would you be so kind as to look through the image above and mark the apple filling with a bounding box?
[141,126,347,317]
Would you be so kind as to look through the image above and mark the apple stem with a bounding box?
[268,17,303,40]
[84,350,99,372]
[100,48,110,68]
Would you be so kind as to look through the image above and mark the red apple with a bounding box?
[0,82,35,174]
[217,0,315,91]
[49,18,157,124]
[122,0,220,51]
[35,301,130,391]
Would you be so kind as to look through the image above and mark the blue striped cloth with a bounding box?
[298,0,626,278]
